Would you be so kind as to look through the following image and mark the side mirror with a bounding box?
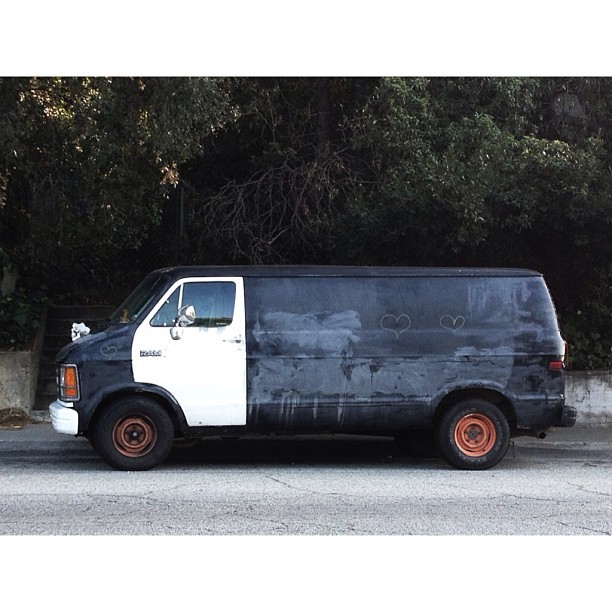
[177,305,196,326]
[170,305,195,340]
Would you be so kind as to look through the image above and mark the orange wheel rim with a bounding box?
[112,416,157,458]
[453,413,496,457]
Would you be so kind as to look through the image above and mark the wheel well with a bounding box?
[433,388,515,428]
[88,391,183,438]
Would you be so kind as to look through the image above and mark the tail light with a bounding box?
[548,342,569,371]
[58,364,80,402]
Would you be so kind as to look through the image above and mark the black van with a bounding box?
[50,266,576,470]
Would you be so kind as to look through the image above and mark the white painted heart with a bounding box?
[100,344,118,358]
[440,315,465,332]
[380,314,412,339]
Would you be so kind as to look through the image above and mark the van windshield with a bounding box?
[108,274,168,324]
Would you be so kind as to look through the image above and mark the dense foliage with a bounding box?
[1,77,610,367]
[0,289,47,349]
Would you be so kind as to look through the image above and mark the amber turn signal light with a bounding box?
[59,365,80,402]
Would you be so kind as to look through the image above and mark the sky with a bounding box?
[3,1,610,76]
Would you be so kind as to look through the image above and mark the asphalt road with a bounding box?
[1,424,611,536]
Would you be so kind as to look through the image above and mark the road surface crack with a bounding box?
[567,482,612,498]
[557,521,611,536]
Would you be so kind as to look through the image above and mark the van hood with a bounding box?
[56,323,135,364]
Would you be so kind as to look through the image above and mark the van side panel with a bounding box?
[244,275,564,434]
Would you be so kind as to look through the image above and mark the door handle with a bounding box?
[223,336,243,344]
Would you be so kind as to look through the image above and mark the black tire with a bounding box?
[436,399,510,470]
[85,433,97,451]
[93,397,174,471]
[395,430,439,458]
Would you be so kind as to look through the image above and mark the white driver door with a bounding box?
[131,277,246,427]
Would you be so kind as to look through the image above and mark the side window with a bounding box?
[181,282,236,328]
[150,287,181,327]
[150,282,236,328]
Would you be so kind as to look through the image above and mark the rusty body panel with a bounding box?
[242,270,566,435]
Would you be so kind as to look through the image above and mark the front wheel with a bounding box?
[93,397,174,470]
[436,399,510,470]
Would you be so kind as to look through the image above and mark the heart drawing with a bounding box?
[100,344,118,358]
[380,314,412,339]
[440,315,466,332]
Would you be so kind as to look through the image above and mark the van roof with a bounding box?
[153,266,542,280]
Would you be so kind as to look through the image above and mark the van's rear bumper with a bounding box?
[560,405,577,427]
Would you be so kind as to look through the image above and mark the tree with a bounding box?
[0,77,235,300]
[339,77,611,367]
[184,77,378,264]
[1,77,610,366]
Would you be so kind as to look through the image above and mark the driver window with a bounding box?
[182,282,236,327]
[150,282,236,328]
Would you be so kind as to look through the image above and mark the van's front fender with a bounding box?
[81,382,189,436]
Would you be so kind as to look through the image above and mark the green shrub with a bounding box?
[561,302,612,370]
[0,290,47,350]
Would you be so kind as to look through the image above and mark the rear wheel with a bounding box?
[436,399,510,470]
[93,397,174,470]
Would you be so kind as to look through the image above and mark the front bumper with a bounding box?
[49,400,79,435]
